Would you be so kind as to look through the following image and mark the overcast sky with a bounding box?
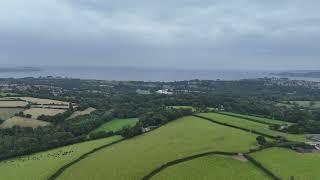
[1,0,320,70]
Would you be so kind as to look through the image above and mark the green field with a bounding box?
[198,113,305,142]
[151,155,270,180]
[0,136,122,180]
[221,111,292,125]
[250,148,320,180]
[277,101,320,109]
[91,118,139,133]
[58,116,260,180]
[0,108,24,120]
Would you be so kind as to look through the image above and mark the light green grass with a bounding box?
[199,113,305,142]
[58,116,260,180]
[251,148,320,180]
[151,155,270,180]
[221,111,292,125]
[0,136,122,180]
[0,108,24,120]
[91,118,139,133]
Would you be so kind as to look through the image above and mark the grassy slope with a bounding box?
[151,155,270,180]
[0,136,122,180]
[91,118,139,133]
[0,108,24,120]
[221,111,292,125]
[199,113,305,142]
[251,148,320,180]
[58,116,260,180]
[23,108,66,119]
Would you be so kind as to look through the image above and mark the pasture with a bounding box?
[23,108,66,119]
[0,100,28,107]
[91,118,139,133]
[67,107,96,120]
[198,113,306,142]
[151,155,270,180]
[58,116,260,180]
[0,108,24,120]
[0,136,122,180]
[250,148,320,180]
[220,111,292,125]
[0,116,51,128]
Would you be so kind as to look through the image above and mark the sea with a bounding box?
[0,66,319,82]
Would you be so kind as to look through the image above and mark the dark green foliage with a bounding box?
[256,136,267,145]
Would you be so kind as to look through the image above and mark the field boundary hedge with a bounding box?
[48,138,125,180]
[244,153,281,180]
[193,115,278,139]
[142,151,238,180]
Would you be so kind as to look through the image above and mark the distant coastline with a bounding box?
[271,71,320,78]
[0,67,42,73]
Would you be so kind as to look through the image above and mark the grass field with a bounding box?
[0,116,51,128]
[91,118,139,133]
[278,101,320,109]
[31,105,70,109]
[0,101,28,107]
[198,113,305,142]
[250,148,320,180]
[0,136,122,180]
[67,107,96,120]
[221,112,292,125]
[58,116,260,180]
[23,108,66,119]
[0,108,24,120]
[151,155,270,180]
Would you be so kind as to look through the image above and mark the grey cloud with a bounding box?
[0,0,320,70]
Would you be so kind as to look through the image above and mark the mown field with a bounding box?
[0,136,122,180]
[67,107,96,120]
[151,155,270,180]
[0,116,51,128]
[91,118,139,133]
[0,100,28,107]
[250,148,320,180]
[0,108,24,120]
[23,108,66,119]
[220,111,292,125]
[58,116,260,180]
[198,113,306,142]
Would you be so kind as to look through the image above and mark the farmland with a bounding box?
[23,108,66,119]
[0,100,28,107]
[0,136,122,180]
[250,148,320,179]
[91,118,139,133]
[67,107,96,120]
[220,111,292,125]
[58,116,260,180]
[18,97,69,105]
[151,155,270,180]
[0,108,24,120]
[198,113,306,142]
[0,116,51,128]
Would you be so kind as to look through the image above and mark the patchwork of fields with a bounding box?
[0,136,122,180]
[91,118,139,133]
[58,116,260,180]
[198,113,306,142]
[151,155,270,180]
